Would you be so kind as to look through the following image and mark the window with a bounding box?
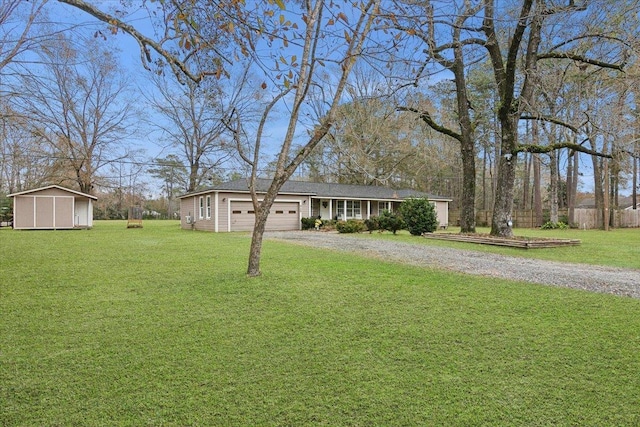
[205,195,211,219]
[378,201,391,215]
[337,200,361,219]
[199,196,204,219]
[346,200,361,219]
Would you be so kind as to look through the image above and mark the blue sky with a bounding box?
[7,1,636,198]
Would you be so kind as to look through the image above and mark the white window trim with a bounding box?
[206,195,212,219]
[346,200,362,219]
[199,196,204,219]
[378,201,392,216]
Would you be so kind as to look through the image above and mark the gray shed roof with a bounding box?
[7,185,98,200]
[180,178,451,201]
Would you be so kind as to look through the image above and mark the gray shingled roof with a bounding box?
[181,178,451,201]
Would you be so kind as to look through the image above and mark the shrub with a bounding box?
[398,197,439,235]
[378,210,406,235]
[364,216,380,233]
[301,217,316,230]
[541,221,568,230]
[336,219,365,233]
[320,219,337,231]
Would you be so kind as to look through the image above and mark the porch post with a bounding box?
[214,192,219,232]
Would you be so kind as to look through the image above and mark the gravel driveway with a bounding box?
[265,231,640,299]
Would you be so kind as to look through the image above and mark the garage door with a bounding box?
[230,201,300,232]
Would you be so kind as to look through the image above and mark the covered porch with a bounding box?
[310,198,401,221]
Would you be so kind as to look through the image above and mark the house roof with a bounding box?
[7,185,98,200]
[179,178,451,201]
[578,196,638,209]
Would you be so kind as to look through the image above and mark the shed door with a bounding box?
[35,196,73,228]
[230,201,299,232]
[54,197,74,228]
[35,197,54,228]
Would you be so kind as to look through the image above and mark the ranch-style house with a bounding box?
[178,178,451,232]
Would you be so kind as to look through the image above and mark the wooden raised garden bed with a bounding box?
[422,233,581,248]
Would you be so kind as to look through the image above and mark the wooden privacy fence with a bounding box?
[612,209,640,229]
[449,208,640,229]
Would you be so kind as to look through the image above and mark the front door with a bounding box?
[319,199,331,220]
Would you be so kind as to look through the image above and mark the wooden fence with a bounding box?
[449,208,640,229]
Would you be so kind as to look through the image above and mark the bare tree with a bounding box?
[59,0,381,276]
[0,104,56,193]
[390,0,629,237]
[11,33,136,194]
[145,74,233,192]
[390,0,481,233]
[222,1,381,276]
[307,71,424,187]
[148,155,188,218]
[0,0,49,72]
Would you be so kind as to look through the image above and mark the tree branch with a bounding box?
[397,106,462,142]
[520,115,579,133]
[537,52,624,71]
[57,0,226,82]
[516,142,612,158]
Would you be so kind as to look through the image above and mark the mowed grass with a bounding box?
[361,226,640,270]
[1,221,640,426]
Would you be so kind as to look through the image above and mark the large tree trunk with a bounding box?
[522,152,531,210]
[481,149,489,210]
[549,150,559,223]
[490,114,518,237]
[591,150,604,228]
[246,178,285,277]
[247,205,269,277]
[633,143,638,210]
[459,136,476,233]
[188,163,199,192]
[533,153,542,227]
[491,153,517,237]
[566,150,577,226]
[603,158,610,230]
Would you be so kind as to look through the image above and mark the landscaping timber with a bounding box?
[423,233,581,248]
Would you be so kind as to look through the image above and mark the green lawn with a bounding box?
[2,221,640,426]
[361,226,640,269]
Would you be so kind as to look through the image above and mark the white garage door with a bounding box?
[230,201,300,232]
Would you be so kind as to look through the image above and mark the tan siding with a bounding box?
[35,197,54,228]
[14,196,35,229]
[196,216,215,232]
[218,194,230,231]
[11,186,95,229]
[34,188,74,197]
[178,191,306,232]
[55,197,74,228]
[179,194,216,231]
[433,201,448,227]
[180,197,196,229]
[74,200,91,227]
